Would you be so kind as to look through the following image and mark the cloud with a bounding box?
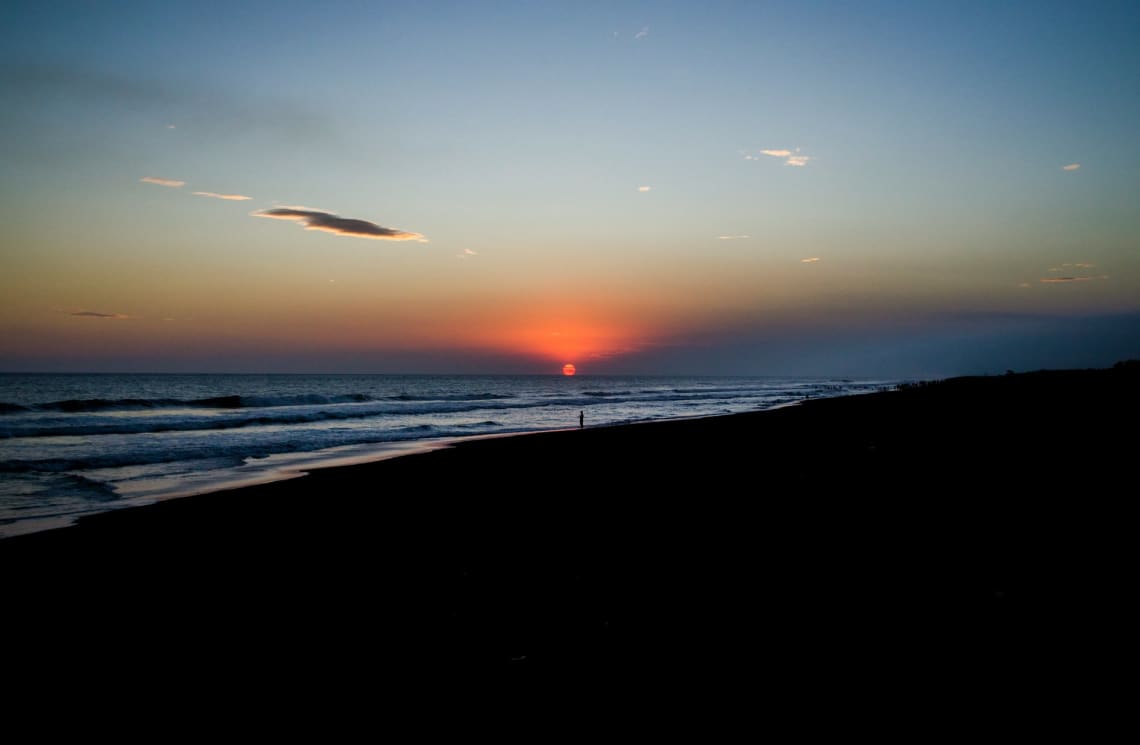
[635,27,649,40]
[1062,163,1080,171]
[801,257,821,263]
[638,185,652,192]
[192,191,252,201]
[1039,275,1107,284]
[70,310,129,319]
[252,207,427,241]
[140,176,185,188]
[717,234,750,240]
[1018,283,1031,288]
[753,148,812,167]
[457,248,478,259]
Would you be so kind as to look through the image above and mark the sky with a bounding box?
[1,0,1138,376]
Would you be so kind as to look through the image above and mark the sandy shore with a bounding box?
[4,366,1136,699]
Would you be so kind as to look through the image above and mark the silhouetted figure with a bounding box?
[579,411,584,429]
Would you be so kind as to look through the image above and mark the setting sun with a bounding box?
[562,363,576,376]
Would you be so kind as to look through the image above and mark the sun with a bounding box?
[562,363,576,376]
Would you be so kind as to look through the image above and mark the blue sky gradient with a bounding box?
[2,1,1138,375]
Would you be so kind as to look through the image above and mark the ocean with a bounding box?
[0,373,895,537]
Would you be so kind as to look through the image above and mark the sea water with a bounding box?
[0,373,894,537]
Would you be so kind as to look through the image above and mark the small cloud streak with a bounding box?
[1039,275,1107,284]
[638,185,652,192]
[457,248,478,259]
[1062,163,1080,171]
[717,234,750,240]
[800,257,821,263]
[253,207,427,242]
[752,148,812,167]
[140,176,185,188]
[70,310,129,319]
[635,27,649,40]
[193,191,252,201]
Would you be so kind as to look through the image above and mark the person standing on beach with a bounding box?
[579,411,584,429]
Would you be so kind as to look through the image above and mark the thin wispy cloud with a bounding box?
[192,191,252,201]
[457,248,478,259]
[717,234,750,240]
[638,185,652,192]
[801,257,821,263]
[635,27,649,40]
[253,207,427,242]
[70,310,129,319]
[1039,275,1107,284]
[1062,163,1081,171]
[140,176,185,188]
[750,148,812,167]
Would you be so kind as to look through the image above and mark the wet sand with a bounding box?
[4,366,1135,699]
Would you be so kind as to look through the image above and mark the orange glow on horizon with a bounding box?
[562,363,576,376]
[465,316,648,366]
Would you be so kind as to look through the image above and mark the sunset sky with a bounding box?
[2,1,1138,376]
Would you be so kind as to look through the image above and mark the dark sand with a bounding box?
[4,366,1136,702]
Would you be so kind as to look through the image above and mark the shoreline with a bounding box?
[4,365,1135,685]
[0,388,868,540]
[0,436,464,539]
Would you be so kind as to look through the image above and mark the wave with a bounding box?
[0,389,819,440]
[387,392,513,402]
[0,391,524,414]
[0,392,380,413]
[0,450,250,475]
[0,398,535,439]
[0,382,887,440]
[60,473,122,502]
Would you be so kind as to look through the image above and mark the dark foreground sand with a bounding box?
[4,366,1136,707]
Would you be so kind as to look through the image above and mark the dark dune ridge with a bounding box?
[4,365,1136,696]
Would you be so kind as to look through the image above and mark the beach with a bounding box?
[4,366,1135,698]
